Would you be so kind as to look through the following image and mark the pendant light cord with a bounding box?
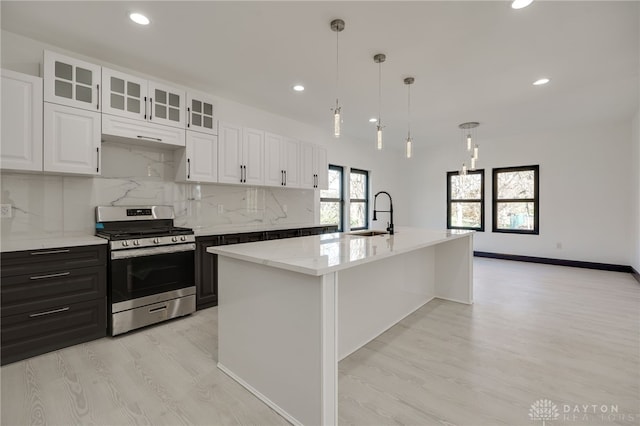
[335,29,339,105]
[407,82,411,138]
[378,61,382,125]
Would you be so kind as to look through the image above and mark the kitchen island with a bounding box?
[208,227,473,426]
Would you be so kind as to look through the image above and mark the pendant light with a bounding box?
[374,53,386,150]
[404,77,415,159]
[330,19,345,138]
[458,121,480,174]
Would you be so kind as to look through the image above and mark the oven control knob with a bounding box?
[180,236,186,241]
[133,240,140,246]
[153,238,160,244]
[171,236,178,242]
[122,241,129,247]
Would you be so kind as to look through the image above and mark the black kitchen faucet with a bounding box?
[372,191,394,235]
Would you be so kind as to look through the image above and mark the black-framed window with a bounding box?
[492,165,539,234]
[320,165,344,231]
[349,168,369,230]
[447,169,485,231]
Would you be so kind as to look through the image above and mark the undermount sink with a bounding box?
[348,230,388,237]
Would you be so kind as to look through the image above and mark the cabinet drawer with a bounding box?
[102,114,186,148]
[1,265,106,317]
[1,245,106,277]
[221,232,265,245]
[1,298,107,365]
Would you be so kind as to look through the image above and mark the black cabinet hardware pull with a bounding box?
[96,146,100,173]
[29,307,70,318]
[136,135,163,142]
[96,84,100,110]
[187,158,191,179]
[30,271,70,280]
[187,107,191,127]
[149,98,153,120]
[30,249,70,256]
[284,170,287,186]
[144,96,147,119]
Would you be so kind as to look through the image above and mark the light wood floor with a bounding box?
[2,258,639,426]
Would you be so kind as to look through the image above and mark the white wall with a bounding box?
[632,110,640,272]
[1,30,409,234]
[408,121,634,265]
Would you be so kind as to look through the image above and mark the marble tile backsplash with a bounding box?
[1,142,315,238]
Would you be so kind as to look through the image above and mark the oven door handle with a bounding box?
[111,243,196,260]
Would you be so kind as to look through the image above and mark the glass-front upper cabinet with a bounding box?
[101,67,185,129]
[186,91,216,135]
[101,68,147,121]
[43,50,101,111]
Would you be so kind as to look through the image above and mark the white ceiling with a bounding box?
[2,1,638,150]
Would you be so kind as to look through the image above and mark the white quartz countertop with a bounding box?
[0,233,108,253]
[208,227,473,276]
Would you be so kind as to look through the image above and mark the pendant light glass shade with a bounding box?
[461,163,468,175]
[374,54,386,150]
[466,134,472,151]
[404,77,415,159]
[406,137,413,159]
[473,144,479,160]
[330,19,345,138]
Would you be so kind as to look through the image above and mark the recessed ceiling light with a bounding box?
[369,118,378,123]
[129,13,150,25]
[533,78,550,86]
[511,0,534,9]
[292,85,305,92]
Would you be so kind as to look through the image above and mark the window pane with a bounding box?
[496,202,535,230]
[497,170,535,199]
[320,202,341,226]
[450,202,481,228]
[321,168,342,199]
[451,173,481,200]
[350,202,366,228]
[350,172,366,199]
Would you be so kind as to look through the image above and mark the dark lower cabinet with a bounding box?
[0,244,108,365]
[195,236,220,310]
[194,225,338,310]
[1,298,107,365]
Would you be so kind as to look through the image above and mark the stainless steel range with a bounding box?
[95,205,196,336]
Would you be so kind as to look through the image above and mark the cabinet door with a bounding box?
[283,137,300,188]
[1,70,43,172]
[218,122,243,184]
[300,142,315,188]
[186,92,216,135]
[43,50,101,112]
[44,103,101,175]
[264,132,284,187]
[314,145,328,190]
[101,68,147,121]
[185,132,218,183]
[243,127,264,185]
[195,239,219,309]
[148,81,185,129]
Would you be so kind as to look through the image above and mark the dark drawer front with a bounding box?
[1,265,106,317]
[1,245,107,278]
[1,298,107,365]
[265,229,300,240]
[221,232,265,245]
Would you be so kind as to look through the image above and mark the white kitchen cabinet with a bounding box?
[186,92,216,135]
[1,70,43,172]
[300,143,328,189]
[218,123,264,185]
[102,114,185,148]
[101,67,185,130]
[43,103,101,175]
[264,133,300,188]
[44,50,101,112]
[176,132,218,183]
